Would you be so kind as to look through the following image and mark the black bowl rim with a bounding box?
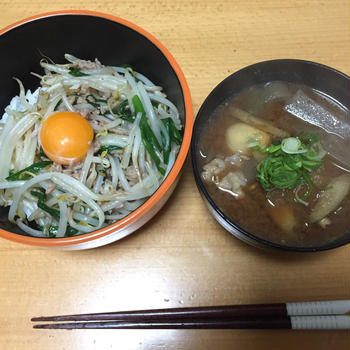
[191,58,350,252]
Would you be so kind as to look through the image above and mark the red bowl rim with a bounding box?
[0,9,193,247]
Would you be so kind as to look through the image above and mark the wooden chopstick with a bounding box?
[32,299,350,322]
[32,304,287,322]
[33,316,350,330]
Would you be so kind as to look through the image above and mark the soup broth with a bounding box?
[198,82,350,247]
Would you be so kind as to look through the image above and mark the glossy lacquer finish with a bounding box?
[0,2,349,350]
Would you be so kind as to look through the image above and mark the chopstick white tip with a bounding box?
[291,316,350,330]
[286,300,350,316]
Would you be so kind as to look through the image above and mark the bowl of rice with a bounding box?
[0,10,193,249]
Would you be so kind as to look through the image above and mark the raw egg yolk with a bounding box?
[40,111,94,166]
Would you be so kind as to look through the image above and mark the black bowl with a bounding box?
[0,12,186,121]
[191,59,350,252]
[0,11,193,249]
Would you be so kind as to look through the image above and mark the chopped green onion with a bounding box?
[248,140,280,153]
[298,130,320,145]
[250,131,326,204]
[281,137,307,154]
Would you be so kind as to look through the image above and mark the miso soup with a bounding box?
[198,81,350,247]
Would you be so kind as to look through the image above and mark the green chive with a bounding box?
[6,161,53,181]
[68,68,89,77]
[30,189,60,218]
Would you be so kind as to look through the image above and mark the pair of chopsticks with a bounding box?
[32,299,350,330]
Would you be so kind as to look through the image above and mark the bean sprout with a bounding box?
[0,54,182,238]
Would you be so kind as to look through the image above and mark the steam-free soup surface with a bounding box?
[198,82,350,247]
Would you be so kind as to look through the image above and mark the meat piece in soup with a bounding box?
[199,81,350,247]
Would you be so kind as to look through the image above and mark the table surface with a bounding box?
[0,1,349,349]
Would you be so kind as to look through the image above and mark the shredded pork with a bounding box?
[201,158,226,181]
[218,171,247,198]
[76,58,103,70]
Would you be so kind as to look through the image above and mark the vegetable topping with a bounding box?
[249,131,327,204]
